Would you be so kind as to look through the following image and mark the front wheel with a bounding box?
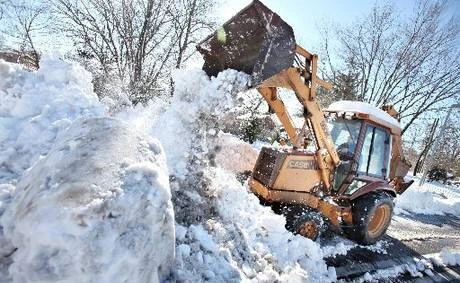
[344,192,394,245]
[284,205,325,241]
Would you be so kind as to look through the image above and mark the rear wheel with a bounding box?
[345,192,394,245]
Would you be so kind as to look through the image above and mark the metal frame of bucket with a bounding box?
[197,0,296,85]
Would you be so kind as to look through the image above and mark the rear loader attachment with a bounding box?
[197,0,296,85]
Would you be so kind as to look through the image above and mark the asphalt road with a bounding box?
[389,213,460,255]
[324,212,460,282]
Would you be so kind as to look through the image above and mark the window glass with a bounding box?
[358,128,372,173]
[346,180,368,195]
[328,118,362,157]
[358,125,390,178]
[368,128,387,177]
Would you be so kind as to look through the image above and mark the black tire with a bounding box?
[284,205,324,240]
[345,192,394,245]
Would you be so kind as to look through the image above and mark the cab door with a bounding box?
[357,124,391,179]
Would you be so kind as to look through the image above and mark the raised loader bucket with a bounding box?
[197,0,296,85]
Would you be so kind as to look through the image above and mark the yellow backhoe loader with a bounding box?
[197,0,413,244]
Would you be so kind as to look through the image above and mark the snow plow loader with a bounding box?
[197,0,413,244]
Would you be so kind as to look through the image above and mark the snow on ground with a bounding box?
[358,258,433,283]
[440,248,460,266]
[395,175,460,216]
[425,248,460,268]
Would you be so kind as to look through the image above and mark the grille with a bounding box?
[252,147,285,187]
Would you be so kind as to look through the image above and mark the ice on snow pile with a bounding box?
[0,59,174,283]
[1,118,174,282]
[148,69,336,282]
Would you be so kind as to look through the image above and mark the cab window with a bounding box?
[328,118,362,158]
[358,125,390,179]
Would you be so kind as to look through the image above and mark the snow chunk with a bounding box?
[190,225,219,254]
[214,133,259,173]
[0,118,174,283]
[0,57,104,184]
[327,100,400,129]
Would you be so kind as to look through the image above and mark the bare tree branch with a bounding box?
[51,0,215,103]
[0,1,54,69]
[320,0,459,135]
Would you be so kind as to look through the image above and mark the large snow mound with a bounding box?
[0,57,104,184]
[395,176,460,216]
[0,117,174,283]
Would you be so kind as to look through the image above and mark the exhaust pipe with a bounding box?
[197,0,296,85]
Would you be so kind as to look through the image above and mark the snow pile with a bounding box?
[171,168,337,282]
[0,56,104,184]
[327,100,400,128]
[1,118,174,283]
[145,69,337,282]
[440,248,460,266]
[0,59,174,283]
[395,176,460,216]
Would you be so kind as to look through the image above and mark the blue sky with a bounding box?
[217,0,459,50]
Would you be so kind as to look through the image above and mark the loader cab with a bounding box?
[327,114,392,194]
